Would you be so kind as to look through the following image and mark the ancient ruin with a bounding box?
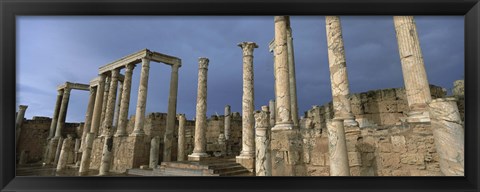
[15,16,464,177]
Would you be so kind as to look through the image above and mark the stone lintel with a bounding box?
[98,49,181,74]
[57,82,89,91]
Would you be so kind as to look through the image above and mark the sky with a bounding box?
[16,16,464,122]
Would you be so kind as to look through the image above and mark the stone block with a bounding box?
[349,166,361,176]
[391,135,407,153]
[361,152,375,167]
[348,152,362,166]
[400,153,425,166]
[381,89,397,101]
[379,153,401,169]
[307,166,330,176]
[392,170,410,176]
[311,153,325,166]
[378,142,393,153]
[378,101,397,113]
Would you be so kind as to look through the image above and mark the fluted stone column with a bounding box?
[99,76,110,136]
[394,16,432,123]
[327,118,350,176]
[269,100,276,128]
[113,82,123,129]
[115,64,135,136]
[132,58,151,136]
[272,16,294,131]
[164,64,181,162]
[15,105,28,146]
[325,16,358,127]
[56,136,73,171]
[188,58,210,161]
[224,105,231,140]
[255,106,271,176]
[286,21,299,127]
[48,90,63,139]
[177,114,186,161]
[54,88,71,138]
[427,98,464,176]
[237,42,258,168]
[79,74,106,173]
[99,68,120,176]
[80,87,96,152]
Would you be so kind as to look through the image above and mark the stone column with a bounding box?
[224,105,231,140]
[149,136,160,168]
[272,16,294,131]
[131,58,151,136]
[326,118,350,176]
[269,100,276,128]
[188,57,210,161]
[48,90,63,138]
[99,76,111,136]
[56,136,73,171]
[99,68,120,176]
[53,137,64,165]
[79,133,94,173]
[15,105,28,146]
[325,16,358,127]
[115,64,135,136]
[286,20,299,127]
[177,114,186,161]
[237,42,258,164]
[74,138,81,166]
[54,88,71,138]
[427,98,464,176]
[164,64,181,162]
[80,87,96,152]
[113,81,123,129]
[393,16,432,123]
[255,106,271,176]
[453,80,464,98]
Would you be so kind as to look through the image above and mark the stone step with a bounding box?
[219,169,253,176]
[211,165,246,174]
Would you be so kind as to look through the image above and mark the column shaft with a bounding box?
[286,24,299,127]
[113,82,123,129]
[269,100,276,128]
[48,91,63,138]
[188,58,210,161]
[15,105,28,146]
[327,118,350,176]
[80,87,96,152]
[224,105,231,140]
[56,137,73,171]
[164,64,181,162]
[149,136,160,168]
[115,64,135,136]
[54,88,71,138]
[99,76,110,136]
[132,58,151,136]
[177,114,186,161]
[325,16,357,126]
[255,106,271,176]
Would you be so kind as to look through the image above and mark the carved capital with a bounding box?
[18,105,28,111]
[254,109,270,129]
[238,42,258,56]
[274,16,288,23]
[198,57,209,69]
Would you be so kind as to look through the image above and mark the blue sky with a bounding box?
[16,16,464,122]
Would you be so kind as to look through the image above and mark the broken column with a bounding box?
[286,19,299,127]
[236,42,258,170]
[164,63,181,162]
[325,16,358,126]
[48,90,63,138]
[427,98,464,176]
[15,105,28,146]
[326,118,350,176]
[188,57,210,161]
[224,105,231,140]
[56,135,74,171]
[393,16,432,123]
[99,68,120,176]
[255,106,271,176]
[149,136,160,168]
[115,64,135,137]
[177,114,186,161]
[131,58,151,136]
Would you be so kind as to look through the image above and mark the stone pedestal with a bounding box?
[326,118,350,176]
[325,16,358,127]
[393,16,432,123]
[15,105,28,146]
[427,98,464,176]
[57,136,74,171]
[255,106,271,176]
[237,42,258,165]
[149,136,160,168]
[177,114,186,161]
[270,129,303,176]
[224,105,231,140]
[164,64,181,162]
[132,58,151,136]
[188,58,210,161]
[115,64,135,137]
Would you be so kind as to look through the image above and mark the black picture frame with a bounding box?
[1,0,478,192]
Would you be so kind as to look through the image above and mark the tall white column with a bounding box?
[224,105,231,140]
[115,64,135,136]
[286,19,299,127]
[131,58,151,136]
[164,64,181,162]
[177,114,186,161]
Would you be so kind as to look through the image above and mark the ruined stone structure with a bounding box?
[16,16,464,177]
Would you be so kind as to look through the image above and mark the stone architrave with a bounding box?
[80,87,96,152]
[237,42,258,168]
[115,64,135,137]
[326,118,350,176]
[255,106,271,176]
[224,105,231,140]
[269,100,276,128]
[150,136,160,168]
[177,114,186,161]
[15,105,28,146]
[427,98,464,176]
[99,68,120,176]
[393,16,432,123]
[286,19,299,127]
[272,16,294,131]
[57,136,73,171]
[48,90,63,138]
[164,63,181,162]
[188,57,210,161]
[325,16,358,126]
[131,58,151,136]
[54,88,71,138]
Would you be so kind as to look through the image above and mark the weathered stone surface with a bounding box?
[163,63,181,162]
[149,136,160,168]
[115,64,135,137]
[132,58,151,136]
[326,119,350,176]
[57,136,74,171]
[177,114,186,161]
[224,105,231,140]
[255,107,271,176]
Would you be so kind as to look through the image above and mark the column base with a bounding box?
[407,110,430,123]
[188,152,209,161]
[236,155,255,172]
[271,123,294,131]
